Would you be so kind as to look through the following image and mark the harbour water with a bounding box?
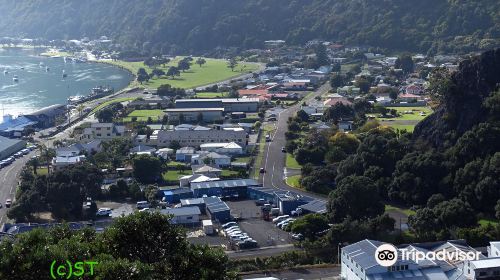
[0,48,133,121]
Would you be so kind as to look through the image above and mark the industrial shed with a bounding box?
[0,136,26,160]
[190,179,260,199]
[204,197,231,223]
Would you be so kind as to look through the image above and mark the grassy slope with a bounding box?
[286,175,301,188]
[106,57,259,89]
[91,97,137,114]
[286,153,301,169]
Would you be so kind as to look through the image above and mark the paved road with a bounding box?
[260,83,331,201]
[242,266,341,280]
[0,151,37,225]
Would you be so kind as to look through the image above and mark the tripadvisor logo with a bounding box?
[375,244,398,267]
[375,243,482,267]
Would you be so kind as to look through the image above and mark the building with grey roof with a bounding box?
[341,239,500,280]
[203,196,231,223]
[191,179,260,199]
[24,104,67,128]
[165,108,224,122]
[0,136,26,160]
[175,98,259,112]
[160,206,200,225]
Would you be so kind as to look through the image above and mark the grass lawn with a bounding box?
[123,109,165,122]
[35,167,49,176]
[286,153,301,169]
[384,204,416,216]
[40,50,72,57]
[91,97,137,114]
[221,170,239,178]
[479,218,499,227]
[233,157,251,164]
[389,124,416,132]
[377,107,433,122]
[167,161,187,168]
[105,57,259,89]
[162,170,190,182]
[286,175,301,188]
[194,92,228,98]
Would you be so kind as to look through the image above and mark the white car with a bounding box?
[224,226,239,231]
[139,208,150,212]
[273,215,289,224]
[222,222,237,229]
[225,227,241,233]
[277,218,294,228]
[96,208,112,216]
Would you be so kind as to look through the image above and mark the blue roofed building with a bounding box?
[204,196,231,223]
[160,188,193,204]
[190,179,260,199]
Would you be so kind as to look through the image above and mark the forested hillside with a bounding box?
[0,0,499,54]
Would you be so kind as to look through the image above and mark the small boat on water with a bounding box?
[13,75,18,82]
[3,70,7,75]
[39,62,45,67]
[62,70,67,78]
[20,67,24,70]
[45,66,50,72]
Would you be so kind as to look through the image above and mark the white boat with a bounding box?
[68,95,84,103]
[45,66,50,72]
[62,70,67,78]
[3,70,7,75]
[13,75,18,82]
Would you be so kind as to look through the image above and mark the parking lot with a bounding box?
[226,200,293,247]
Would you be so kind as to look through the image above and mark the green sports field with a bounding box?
[105,57,259,89]
[123,109,165,122]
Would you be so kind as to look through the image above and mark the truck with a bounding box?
[202,220,214,235]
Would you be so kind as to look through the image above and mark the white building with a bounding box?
[52,155,86,170]
[157,125,247,148]
[191,152,231,168]
[160,206,200,225]
[341,239,500,280]
[80,123,126,141]
[199,142,244,155]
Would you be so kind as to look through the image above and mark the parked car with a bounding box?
[14,152,23,158]
[96,208,112,216]
[222,222,237,229]
[273,215,290,224]
[21,149,30,155]
[292,233,304,240]
[265,134,271,142]
[277,218,294,228]
[259,168,266,174]
[224,226,240,232]
[237,240,258,249]
[255,199,266,206]
[5,199,12,208]
[136,201,150,209]
[281,147,286,153]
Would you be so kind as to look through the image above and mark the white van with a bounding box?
[136,201,150,209]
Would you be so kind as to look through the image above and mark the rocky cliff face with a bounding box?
[413,48,500,148]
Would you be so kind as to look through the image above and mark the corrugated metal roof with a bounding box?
[191,179,259,190]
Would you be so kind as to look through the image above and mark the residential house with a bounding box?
[192,165,222,177]
[175,147,196,162]
[129,145,156,156]
[52,155,86,170]
[199,142,244,155]
[191,152,231,168]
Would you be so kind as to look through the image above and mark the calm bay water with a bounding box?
[0,48,133,121]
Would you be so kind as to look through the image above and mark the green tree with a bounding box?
[227,58,238,72]
[327,175,384,223]
[166,66,180,79]
[177,59,190,72]
[132,155,162,183]
[289,214,330,240]
[395,54,415,74]
[196,57,206,67]
[137,68,149,84]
